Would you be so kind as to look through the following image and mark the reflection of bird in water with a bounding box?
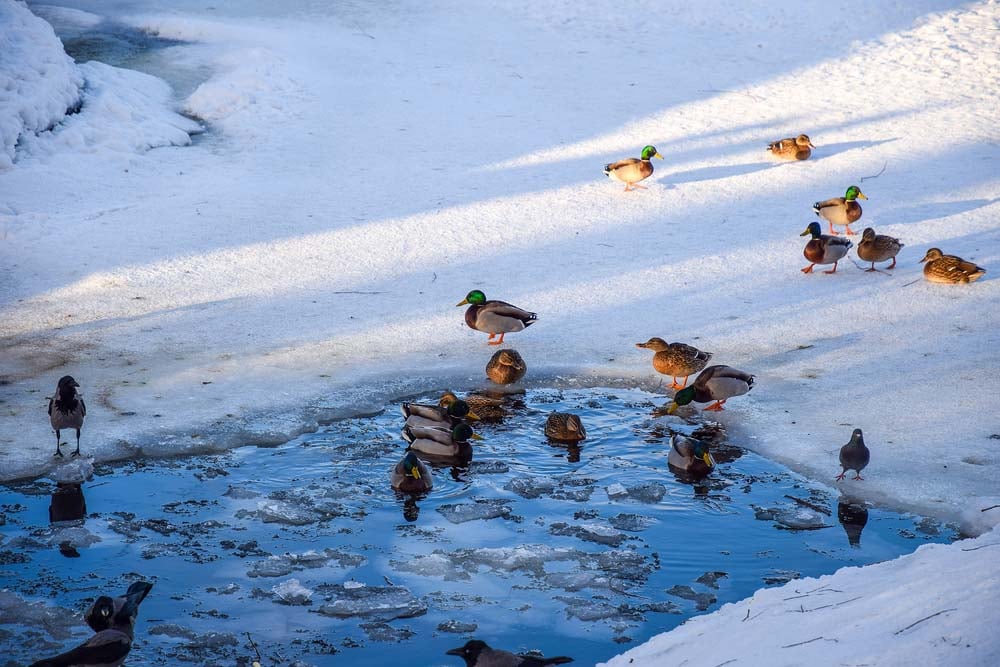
[446,639,573,666]
[837,499,869,547]
[401,497,421,522]
[30,580,153,667]
[49,482,87,522]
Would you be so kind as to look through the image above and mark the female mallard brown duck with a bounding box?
[457,290,537,346]
[391,451,433,493]
[667,434,716,474]
[919,248,986,284]
[486,348,526,385]
[636,337,712,389]
[604,145,664,191]
[813,185,867,236]
[402,395,479,430]
[801,221,852,274]
[667,365,755,413]
[401,422,482,460]
[545,412,586,442]
[857,227,903,271]
[767,134,814,161]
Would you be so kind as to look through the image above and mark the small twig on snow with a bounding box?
[793,595,864,613]
[713,660,738,667]
[246,632,263,664]
[781,636,838,649]
[894,608,958,635]
[901,277,923,287]
[331,291,385,295]
[859,161,888,182]
[961,543,1000,551]
[980,504,1000,512]
[743,608,750,621]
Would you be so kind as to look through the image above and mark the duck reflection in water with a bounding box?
[837,497,869,547]
[49,482,87,523]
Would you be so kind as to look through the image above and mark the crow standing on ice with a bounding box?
[446,639,573,667]
[48,375,86,457]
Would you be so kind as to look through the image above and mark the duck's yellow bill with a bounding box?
[857,192,868,200]
[456,299,469,306]
[470,433,485,441]
[667,402,679,415]
[799,228,811,236]
[466,410,481,421]
[702,453,713,467]
[411,468,421,479]
[654,152,664,159]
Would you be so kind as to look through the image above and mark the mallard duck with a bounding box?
[441,390,508,423]
[391,451,433,493]
[486,348,526,385]
[457,290,537,346]
[667,365,755,413]
[767,134,814,161]
[667,434,716,474]
[636,337,712,389]
[401,395,479,429]
[857,227,903,271]
[402,422,482,460]
[836,429,870,481]
[544,412,586,442]
[800,221,853,274]
[604,145,664,191]
[813,185,867,235]
[919,248,986,284]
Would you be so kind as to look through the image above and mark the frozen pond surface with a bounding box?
[0,388,956,666]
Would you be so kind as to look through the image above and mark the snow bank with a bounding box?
[600,526,1000,666]
[0,0,82,168]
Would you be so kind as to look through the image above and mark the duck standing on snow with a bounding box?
[30,581,153,667]
[402,422,483,460]
[857,227,903,271]
[800,221,852,274]
[486,348,527,385]
[919,248,986,284]
[813,185,867,236]
[668,434,716,474]
[48,375,86,458]
[446,639,573,667]
[636,337,712,390]
[836,429,870,481]
[604,145,664,191]
[457,290,537,346]
[767,134,814,161]
[667,365,755,413]
[544,413,587,442]
[402,395,479,429]
[390,451,433,493]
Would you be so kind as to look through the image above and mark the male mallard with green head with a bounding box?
[544,412,586,442]
[402,395,479,430]
[636,337,712,390]
[857,227,903,271]
[604,145,664,191]
[767,134,814,161]
[813,185,867,235]
[919,248,986,284]
[667,365,755,413]
[391,451,433,493]
[801,221,852,274]
[668,434,716,474]
[402,422,483,460]
[457,290,537,346]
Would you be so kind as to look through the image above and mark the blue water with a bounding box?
[0,387,954,666]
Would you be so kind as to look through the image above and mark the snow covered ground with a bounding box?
[1,0,999,664]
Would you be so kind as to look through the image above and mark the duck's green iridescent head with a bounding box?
[692,441,715,467]
[845,185,867,201]
[456,290,486,307]
[402,451,422,479]
[800,221,823,238]
[667,386,696,414]
[641,145,664,161]
[442,397,479,421]
[452,422,484,442]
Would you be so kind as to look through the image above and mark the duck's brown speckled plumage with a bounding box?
[544,412,586,442]
[920,248,986,284]
[857,227,903,270]
[767,134,814,160]
[486,348,526,385]
[636,337,712,389]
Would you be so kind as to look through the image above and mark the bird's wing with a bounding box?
[483,301,537,323]
[813,197,843,210]
[80,397,86,417]
[48,397,54,416]
[30,630,131,667]
[605,157,641,171]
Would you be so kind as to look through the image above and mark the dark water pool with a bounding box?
[0,387,955,666]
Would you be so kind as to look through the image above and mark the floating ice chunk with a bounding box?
[148,623,239,647]
[625,482,666,503]
[223,485,260,499]
[314,584,427,621]
[506,477,557,499]
[606,483,628,499]
[273,578,313,605]
[774,507,830,531]
[555,595,643,622]
[469,460,510,474]
[343,580,364,590]
[438,619,478,633]
[550,522,627,546]
[437,499,518,524]
[360,621,416,642]
[0,590,79,639]
[390,552,471,581]
[255,500,316,525]
[609,513,657,532]
[48,459,94,484]
[665,585,716,611]
[544,571,613,592]
[247,549,365,578]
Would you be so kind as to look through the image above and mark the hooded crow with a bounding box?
[48,376,86,458]
[446,639,573,667]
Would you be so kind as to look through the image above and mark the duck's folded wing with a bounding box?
[813,197,843,210]
[605,157,641,171]
[30,630,131,667]
[483,301,537,322]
